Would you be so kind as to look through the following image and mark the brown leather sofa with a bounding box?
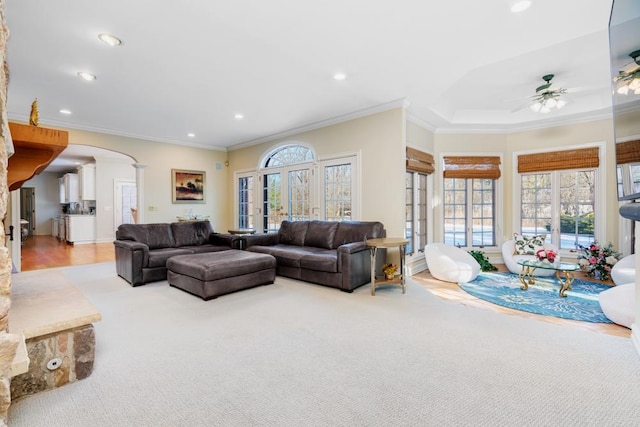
[243,220,386,292]
[114,221,239,286]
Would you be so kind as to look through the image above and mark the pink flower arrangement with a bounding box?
[577,242,621,281]
[535,249,557,263]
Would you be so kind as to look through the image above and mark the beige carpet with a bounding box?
[8,262,640,426]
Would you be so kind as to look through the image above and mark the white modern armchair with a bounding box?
[424,243,480,283]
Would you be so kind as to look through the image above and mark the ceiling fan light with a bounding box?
[629,78,640,90]
[544,98,557,108]
[556,99,566,109]
[635,87,640,95]
[530,102,542,112]
[617,85,630,95]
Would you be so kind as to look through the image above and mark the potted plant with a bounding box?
[382,263,398,280]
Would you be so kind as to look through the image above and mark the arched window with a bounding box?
[263,145,313,167]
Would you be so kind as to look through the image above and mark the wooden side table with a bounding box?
[366,237,409,296]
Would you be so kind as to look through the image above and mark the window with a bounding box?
[520,170,596,250]
[235,144,358,232]
[518,147,600,250]
[405,148,433,255]
[442,156,500,248]
[405,172,428,254]
[324,163,352,221]
[443,178,495,247]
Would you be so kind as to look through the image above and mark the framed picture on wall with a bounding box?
[172,169,205,203]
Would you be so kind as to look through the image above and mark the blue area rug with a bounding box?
[459,272,612,323]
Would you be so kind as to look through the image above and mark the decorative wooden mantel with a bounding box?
[7,122,69,191]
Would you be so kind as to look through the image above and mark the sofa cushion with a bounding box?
[299,251,338,273]
[333,221,385,248]
[247,244,307,267]
[117,223,175,250]
[148,248,193,268]
[171,221,214,247]
[304,221,338,249]
[278,221,308,246]
[181,245,232,254]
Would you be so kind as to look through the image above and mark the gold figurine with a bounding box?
[29,98,39,126]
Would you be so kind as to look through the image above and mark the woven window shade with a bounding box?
[443,156,501,179]
[616,140,640,165]
[518,147,599,173]
[406,147,434,174]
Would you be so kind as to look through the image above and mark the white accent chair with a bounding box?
[600,254,635,328]
[611,254,635,285]
[599,283,635,329]
[501,239,559,277]
[424,243,480,283]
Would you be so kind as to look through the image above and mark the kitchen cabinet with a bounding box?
[60,173,79,203]
[65,215,96,244]
[77,164,96,200]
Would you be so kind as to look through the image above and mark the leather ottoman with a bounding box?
[166,250,276,300]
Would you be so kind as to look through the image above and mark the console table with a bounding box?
[366,237,408,296]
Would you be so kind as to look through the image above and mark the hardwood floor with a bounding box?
[412,266,631,338]
[20,235,114,271]
[19,236,630,338]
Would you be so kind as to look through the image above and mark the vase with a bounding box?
[385,273,395,280]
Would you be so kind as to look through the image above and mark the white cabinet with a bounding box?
[60,173,79,203]
[66,215,96,244]
[77,164,96,200]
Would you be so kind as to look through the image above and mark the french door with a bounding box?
[262,164,312,232]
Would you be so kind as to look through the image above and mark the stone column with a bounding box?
[0,0,22,424]
[132,163,146,224]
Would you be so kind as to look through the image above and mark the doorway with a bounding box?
[19,187,35,240]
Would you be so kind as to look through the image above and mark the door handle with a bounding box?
[5,225,13,241]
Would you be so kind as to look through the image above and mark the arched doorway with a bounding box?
[10,144,137,271]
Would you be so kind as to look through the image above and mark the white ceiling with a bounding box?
[4,0,616,159]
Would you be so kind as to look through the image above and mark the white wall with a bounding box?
[94,157,135,242]
[227,107,407,242]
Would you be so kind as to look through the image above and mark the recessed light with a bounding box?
[98,33,123,47]
[59,109,72,115]
[187,133,195,138]
[333,72,347,81]
[77,71,97,81]
[510,0,531,13]
[234,113,244,120]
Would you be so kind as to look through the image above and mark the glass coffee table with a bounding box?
[517,260,579,298]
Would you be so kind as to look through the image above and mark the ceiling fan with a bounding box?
[529,74,567,113]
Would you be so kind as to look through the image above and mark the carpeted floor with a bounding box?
[8,262,640,426]
[459,272,612,323]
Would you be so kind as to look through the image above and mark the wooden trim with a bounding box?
[7,122,69,191]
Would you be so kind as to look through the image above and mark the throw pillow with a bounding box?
[513,233,546,255]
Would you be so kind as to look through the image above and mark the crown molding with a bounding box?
[228,99,409,151]
[7,113,229,152]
